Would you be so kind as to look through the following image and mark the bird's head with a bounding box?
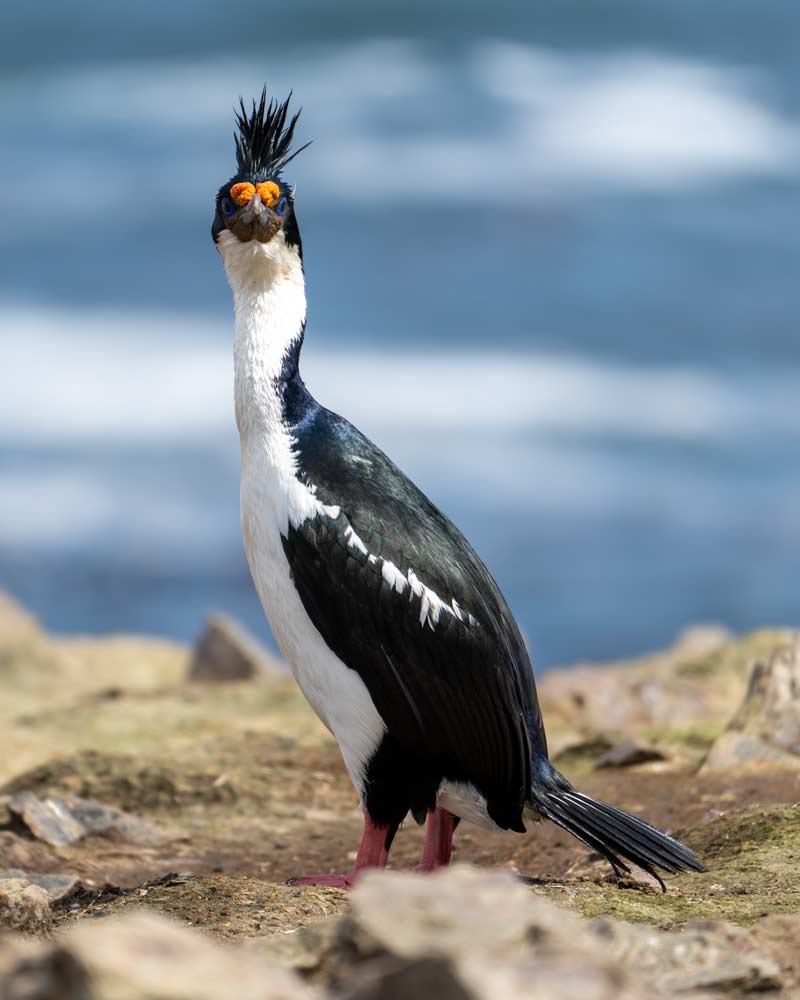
[212,88,309,257]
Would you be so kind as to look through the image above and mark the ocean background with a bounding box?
[1,1,798,668]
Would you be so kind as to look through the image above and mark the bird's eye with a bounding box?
[221,197,234,217]
[275,196,289,217]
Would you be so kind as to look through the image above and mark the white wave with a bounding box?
[0,307,796,447]
[1,41,796,216]
[3,306,799,551]
[0,469,115,546]
[0,463,238,553]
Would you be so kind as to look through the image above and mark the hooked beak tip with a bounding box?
[238,194,265,225]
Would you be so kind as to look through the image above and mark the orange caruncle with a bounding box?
[230,182,256,206]
[256,181,280,207]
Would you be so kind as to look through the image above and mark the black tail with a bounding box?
[531,765,705,891]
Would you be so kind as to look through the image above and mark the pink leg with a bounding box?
[289,812,396,889]
[415,807,455,872]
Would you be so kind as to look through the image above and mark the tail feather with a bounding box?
[532,768,705,892]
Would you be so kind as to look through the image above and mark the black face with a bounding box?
[211,175,292,245]
[212,88,308,254]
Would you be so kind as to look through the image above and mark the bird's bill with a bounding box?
[226,194,283,245]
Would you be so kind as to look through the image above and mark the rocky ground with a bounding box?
[0,590,798,998]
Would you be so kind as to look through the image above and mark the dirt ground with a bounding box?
[1,607,799,940]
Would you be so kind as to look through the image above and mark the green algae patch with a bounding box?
[529,802,800,929]
[675,629,791,680]
[687,803,800,870]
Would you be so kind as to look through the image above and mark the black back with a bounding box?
[281,378,547,831]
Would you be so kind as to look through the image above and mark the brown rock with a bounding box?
[340,955,474,1000]
[539,628,792,749]
[594,917,782,995]
[8,792,86,847]
[0,870,82,901]
[0,911,310,999]
[65,794,175,845]
[8,792,174,847]
[68,911,312,999]
[748,914,800,992]
[0,936,90,1000]
[594,739,667,769]
[0,878,53,934]
[271,867,636,999]
[550,736,614,768]
[702,636,800,771]
[261,867,791,1000]
[188,612,283,682]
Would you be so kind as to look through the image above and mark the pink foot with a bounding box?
[288,812,397,890]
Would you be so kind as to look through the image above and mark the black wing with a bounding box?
[283,404,546,831]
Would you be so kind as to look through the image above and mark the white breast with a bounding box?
[220,230,386,796]
[240,446,387,793]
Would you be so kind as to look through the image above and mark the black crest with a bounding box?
[234,87,310,178]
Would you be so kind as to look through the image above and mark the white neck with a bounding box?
[219,227,332,535]
[217,229,306,444]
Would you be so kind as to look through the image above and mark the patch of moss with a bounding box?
[676,630,791,679]
[530,803,800,929]
[641,723,725,755]
[687,803,800,861]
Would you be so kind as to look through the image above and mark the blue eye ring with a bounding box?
[221,197,234,217]
[275,196,288,217]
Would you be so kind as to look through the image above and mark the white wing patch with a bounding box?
[341,519,477,630]
[344,523,368,556]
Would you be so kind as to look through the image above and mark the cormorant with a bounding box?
[211,89,705,889]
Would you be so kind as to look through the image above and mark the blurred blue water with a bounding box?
[0,1,798,666]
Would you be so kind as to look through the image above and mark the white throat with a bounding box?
[218,229,306,444]
[219,226,334,536]
[219,227,385,789]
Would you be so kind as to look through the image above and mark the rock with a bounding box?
[269,867,635,999]
[0,911,311,999]
[594,739,667,769]
[65,794,174,845]
[748,914,800,993]
[0,936,90,999]
[7,792,173,847]
[701,636,800,771]
[259,867,793,999]
[339,955,473,1000]
[0,878,53,934]
[8,792,85,847]
[0,590,39,646]
[539,628,791,740]
[550,736,614,769]
[188,613,283,682]
[594,917,782,995]
[67,911,312,999]
[671,623,734,658]
[0,870,82,901]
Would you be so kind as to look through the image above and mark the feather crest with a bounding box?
[234,87,310,178]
